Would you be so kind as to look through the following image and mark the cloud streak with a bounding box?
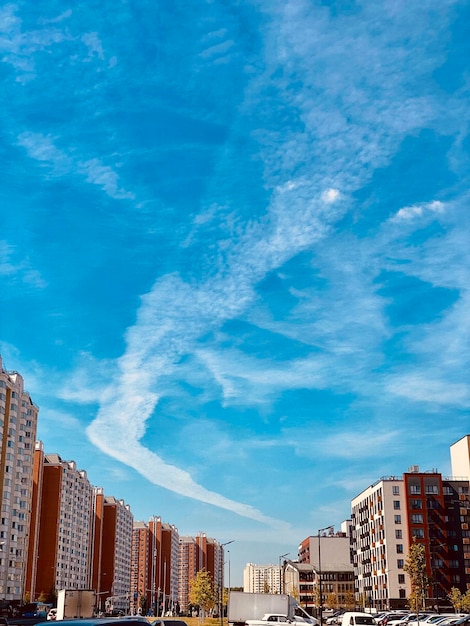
[66,0,468,520]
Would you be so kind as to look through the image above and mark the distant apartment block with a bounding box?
[296,529,354,612]
[97,495,133,613]
[25,444,94,600]
[178,534,224,614]
[351,466,470,610]
[0,357,39,601]
[243,563,282,594]
[130,516,180,616]
[131,521,150,613]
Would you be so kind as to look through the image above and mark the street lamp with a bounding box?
[279,553,290,594]
[318,526,334,626]
[220,542,234,626]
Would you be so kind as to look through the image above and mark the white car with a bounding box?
[47,608,57,621]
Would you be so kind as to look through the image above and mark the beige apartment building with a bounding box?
[243,563,282,594]
[0,357,38,601]
[351,466,470,611]
[296,529,354,612]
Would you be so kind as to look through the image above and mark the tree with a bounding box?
[313,583,321,607]
[139,594,147,615]
[448,587,470,612]
[448,587,463,612]
[404,540,429,611]
[326,593,337,609]
[344,591,356,610]
[189,569,216,617]
[462,590,470,612]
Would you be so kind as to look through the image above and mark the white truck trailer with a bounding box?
[228,592,299,626]
[56,589,95,620]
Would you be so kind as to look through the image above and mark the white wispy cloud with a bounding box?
[81,0,469,521]
[0,240,46,288]
[18,132,134,200]
[390,200,445,223]
[387,374,470,407]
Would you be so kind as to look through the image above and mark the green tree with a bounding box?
[189,569,216,617]
[404,541,429,611]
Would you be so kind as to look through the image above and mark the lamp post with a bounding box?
[220,541,234,626]
[318,526,334,626]
[279,553,289,594]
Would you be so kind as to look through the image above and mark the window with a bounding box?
[412,528,424,538]
[397,544,403,553]
[398,574,405,584]
[399,589,406,598]
[395,529,402,539]
[410,484,421,494]
[394,500,401,509]
[411,499,422,509]
[397,559,404,569]
[411,514,423,524]
[425,484,439,494]
[395,515,401,524]
[393,486,400,495]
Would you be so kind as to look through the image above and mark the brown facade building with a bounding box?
[178,533,224,614]
[98,496,133,614]
[130,517,180,616]
[25,445,94,600]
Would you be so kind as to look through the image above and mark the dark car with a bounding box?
[151,620,189,626]
[50,619,148,626]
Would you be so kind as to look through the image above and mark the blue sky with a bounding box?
[1,0,469,585]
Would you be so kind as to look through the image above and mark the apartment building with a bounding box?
[131,521,150,614]
[296,529,354,612]
[178,534,223,614]
[25,445,94,600]
[0,357,39,601]
[351,476,407,610]
[97,496,133,613]
[351,467,470,611]
[129,516,180,616]
[243,563,282,594]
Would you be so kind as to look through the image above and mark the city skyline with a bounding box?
[1,1,469,586]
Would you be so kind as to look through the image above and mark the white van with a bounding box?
[341,613,378,626]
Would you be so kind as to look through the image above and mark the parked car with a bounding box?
[327,613,344,625]
[407,615,458,626]
[151,620,189,626]
[341,613,378,626]
[52,619,148,626]
[449,617,470,626]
